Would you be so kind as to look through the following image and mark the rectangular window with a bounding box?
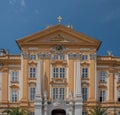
[82,87,88,102]
[81,55,88,61]
[60,68,65,78]
[82,112,87,115]
[53,68,58,78]
[118,73,120,82]
[30,67,36,78]
[12,90,18,102]
[53,88,65,100]
[118,90,120,102]
[100,90,105,102]
[53,88,58,99]
[54,54,58,60]
[82,68,88,78]
[30,55,36,60]
[60,55,65,60]
[59,88,64,99]
[30,87,35,101]
[12,71,18,82]
[100,71,106,82]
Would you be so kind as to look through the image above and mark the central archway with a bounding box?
[52,109,66,115]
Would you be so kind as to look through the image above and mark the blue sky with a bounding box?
[0,0,120,56]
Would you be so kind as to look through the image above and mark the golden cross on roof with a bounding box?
[57,16,62,24]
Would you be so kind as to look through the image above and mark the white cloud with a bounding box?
[9,0,26,8]
[103,8,120,22]
[21,0,25,8]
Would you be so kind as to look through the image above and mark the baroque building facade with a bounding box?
[0,24,120,115]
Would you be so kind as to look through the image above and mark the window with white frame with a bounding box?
[30,87,36,101]
[53,54,65,60]
[118,90,120,102]
[54,54,58,60]
[60,55,65,60]
[100,71,106,82]
[118,73,120,82]
[82,111,87,115]
[30,54,36,60]
[53,88,58,99]
[30,67,36,78]
[100,90,105,102]
[53,67,65,78]
[82,68,88,78]
[81,55,88,61]
[60,68,65,78]
[11,71,18,82]
[82,87,88,102]
[53,68,58,78]
[12,89,18,102]
[53,88,65,100]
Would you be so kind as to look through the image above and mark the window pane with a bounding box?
[53,88,58,99]
[60,68,65,78]
[82,55,88,61]
[59,88,64,99]
[60,55,65,60]
[30,55,36,60]
[82,88,88,102]
[30,87,35,101]
[12,71,18,82]
[100,71,106,82]
[82,68,88,78]
[12,90,18,102]
[100,90,105,102]
[54,54,58,60]
[53,68,58,78]
[30,67,36,78]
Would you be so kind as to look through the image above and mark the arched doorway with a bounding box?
[52,109,66,115]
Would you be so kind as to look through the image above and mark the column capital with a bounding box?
[22,52,29,59]
[90,53,96,60]
[37,53,51,59]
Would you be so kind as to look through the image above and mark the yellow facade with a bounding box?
[0,24,120,115]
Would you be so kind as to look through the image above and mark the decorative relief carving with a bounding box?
[68,53,81,59]
[50,44,69,54]
[42,34,76,43]
[50,78,67,85]
[90,53,96,60]
[22,52,29,59]
[38,53,51,59]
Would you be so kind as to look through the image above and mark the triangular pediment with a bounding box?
[16,25,101,50]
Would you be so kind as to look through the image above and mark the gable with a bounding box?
[16,25,101,50]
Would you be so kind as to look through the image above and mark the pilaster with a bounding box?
[109,69,114,102]
[2,68,8,104]
[21,52,29,106]
[88,53,96,102]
